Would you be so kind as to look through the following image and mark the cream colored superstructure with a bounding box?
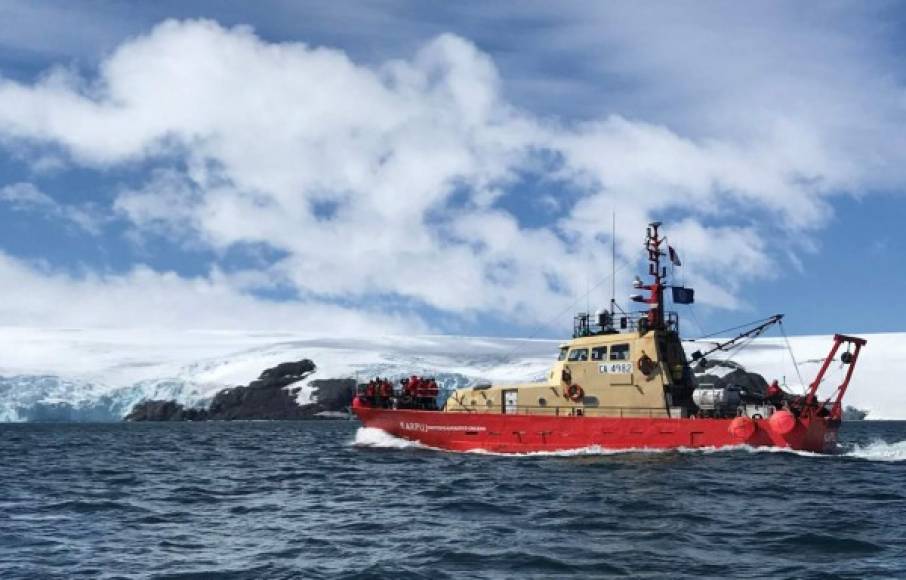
[444,328,690,418]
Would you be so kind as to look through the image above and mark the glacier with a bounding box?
[0,326,902,421]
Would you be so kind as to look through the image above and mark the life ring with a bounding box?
[637,354,657,376]
[566,384,584,402]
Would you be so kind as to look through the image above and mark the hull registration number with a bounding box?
[599,362,633,374]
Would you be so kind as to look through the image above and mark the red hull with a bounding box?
[353,405,840,454]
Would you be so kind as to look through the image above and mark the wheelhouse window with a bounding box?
[610,344,630,361]
[591,346,607,361]
[567,348,589,362]
[557,347,568,361]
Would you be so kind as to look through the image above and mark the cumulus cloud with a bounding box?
[0,16,903,331]
[0,251,421,334]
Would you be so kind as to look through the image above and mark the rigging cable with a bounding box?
[687,303,708,338]
[526,261,630,341]
[778,320,807,394]
[687,315,781,342]
[495,261,632,363]
[490,263,630,370]
[708,330,761,367]
[696,314,791,378]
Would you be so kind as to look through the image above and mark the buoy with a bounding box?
[637,354,656,376]
[728,416,756,440]
[566,384,585,402]
[769,409,797,435]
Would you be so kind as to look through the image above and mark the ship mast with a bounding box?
[641,221,665,330]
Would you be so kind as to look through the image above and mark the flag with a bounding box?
[672,286,694,305]
[668,245,682,267]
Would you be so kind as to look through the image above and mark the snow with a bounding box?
[0,326,902,421]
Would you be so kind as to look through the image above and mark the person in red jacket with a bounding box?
[399,377,413,408]
[364,380,376,406]
[407,376,421,398]
[766,379,784,407]
[424,378,439,410]
[379,378,393,407]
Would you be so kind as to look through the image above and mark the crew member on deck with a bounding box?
[766,379,784,407]
[379,378,393,408]
[399,377,412,408]
[364,380,376,406]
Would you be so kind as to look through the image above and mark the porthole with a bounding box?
[538,397,548,407]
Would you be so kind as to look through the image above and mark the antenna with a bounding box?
[631,221,665,330]
[610,211,616,314]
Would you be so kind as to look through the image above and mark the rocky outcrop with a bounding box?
[125,400,208,421]
[124,359,356,421]
[843,406,869,420]
[308,379,356,413]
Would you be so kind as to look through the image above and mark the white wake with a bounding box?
[491,441,906,461]
[351,427,427,449]
[351,427,906,462]
[844,439,906,462]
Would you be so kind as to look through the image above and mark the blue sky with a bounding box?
[0,1,904,338]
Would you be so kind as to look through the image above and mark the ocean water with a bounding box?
[1,421,905,579]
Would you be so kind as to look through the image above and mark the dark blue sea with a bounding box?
[1,421,905,579]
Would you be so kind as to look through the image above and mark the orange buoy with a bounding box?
[637,354,656,376]
[728,416,756,440]
[769,409,797,435]
[566,384,584,402]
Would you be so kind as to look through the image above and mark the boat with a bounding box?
[352,222,866,454]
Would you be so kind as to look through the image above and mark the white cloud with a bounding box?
[0,251,420,334]
[113,169,204,245]
[0,16,904,330]
[0,181,55,207]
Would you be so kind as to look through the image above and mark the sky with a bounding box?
[0,0,904,339]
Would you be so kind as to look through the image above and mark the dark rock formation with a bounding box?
[309,379,356,413]
[843,405,869,420]
[260,360,316,380]
[125,400,208,421]
[205,359,316,420]
[124,359,356,421]
[207,383,303,420]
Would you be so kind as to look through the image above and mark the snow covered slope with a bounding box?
[0,327,902,421]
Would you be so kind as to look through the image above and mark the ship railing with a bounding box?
[445,404,671,418]
[631,310,680,333]
[573,310,680,337]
